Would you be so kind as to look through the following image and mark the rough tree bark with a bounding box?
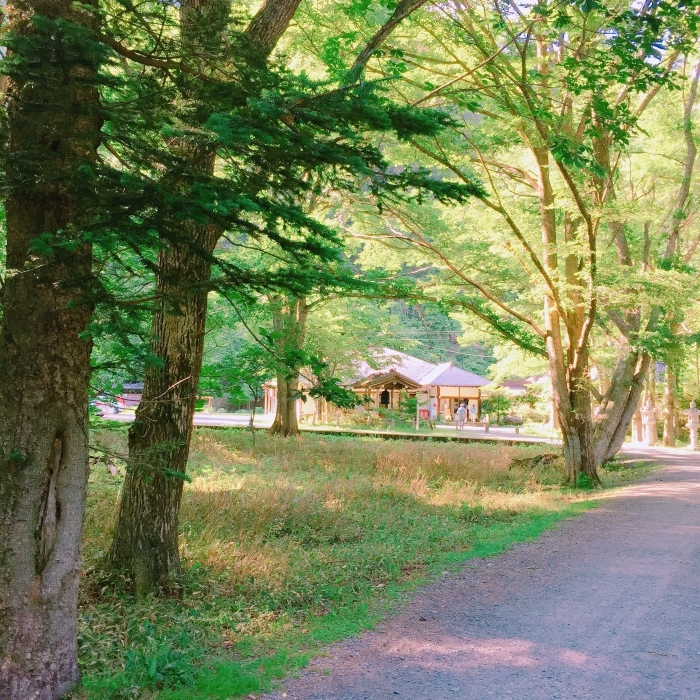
[532,142,598,482]
[107,0,303,592]
[107,220,217,593]
[270,297,309,437]
[594,350,650,466]
[0,0,101,697]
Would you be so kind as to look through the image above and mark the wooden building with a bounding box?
[262,349,490,421]
[349,349,490,421]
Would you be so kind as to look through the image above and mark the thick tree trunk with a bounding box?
[595,352,650,466]
[247,0,303,55]
[547,320,650,479]
[0,0,101,697]
[270,370,301,436]
[269,297,309,437]
[549,353,598,484]
[107,225,216,594]
[106,0,223,593]
[534,146,599,483]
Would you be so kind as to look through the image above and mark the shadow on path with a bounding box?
[267,446,700,700]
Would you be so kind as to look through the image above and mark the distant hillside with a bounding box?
[386,301,494,376]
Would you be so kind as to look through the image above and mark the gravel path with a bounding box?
[266,446,700,700]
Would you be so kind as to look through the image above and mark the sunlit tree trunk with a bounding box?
[108,222,216,593]
[534,145,598,483]
[270,297,309,437]
[594,351,650,465]
[632,399,644,443]
[0,0,101,696]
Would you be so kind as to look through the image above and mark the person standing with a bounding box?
[456,402,467,430]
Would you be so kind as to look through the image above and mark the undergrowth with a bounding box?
[74,426,655,699]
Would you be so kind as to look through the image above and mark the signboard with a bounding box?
[439,387,480,398]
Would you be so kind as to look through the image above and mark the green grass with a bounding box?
[74,426,656,700]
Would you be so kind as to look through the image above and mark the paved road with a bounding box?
[267,446,700,700]
[103,412,555,445]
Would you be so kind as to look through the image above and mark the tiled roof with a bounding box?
[351,370,423,389]
[353,348,489,387]
[353,348,437,384]
[423,365,491,388]
[417,362,452,385]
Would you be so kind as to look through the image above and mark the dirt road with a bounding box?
[267,447,700,700]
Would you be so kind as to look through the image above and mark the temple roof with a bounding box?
[423,365,491,388]
[351,348,489,388]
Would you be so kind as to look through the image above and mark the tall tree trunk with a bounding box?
[0,0,101,697]
[534,146,599,482]
[270,370,301,436]
[107,224,216,593]
[107,0,224,592]
[550,352,599,484]
[106,0,303,592]
[270,297,309,437]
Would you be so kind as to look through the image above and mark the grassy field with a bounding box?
[74,424,654,700]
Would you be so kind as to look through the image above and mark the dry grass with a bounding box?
[78,426,652,700]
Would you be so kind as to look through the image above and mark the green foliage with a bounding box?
[201,342,274,407]
[308,375,362,409]
[122,628,198,691]
[0,0,481,379]
[514,386,542,411]
[481,393,512,422]
[576,472,595,490]
[398,392,418,420]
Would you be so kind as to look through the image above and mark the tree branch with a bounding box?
[348,0,430,82]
